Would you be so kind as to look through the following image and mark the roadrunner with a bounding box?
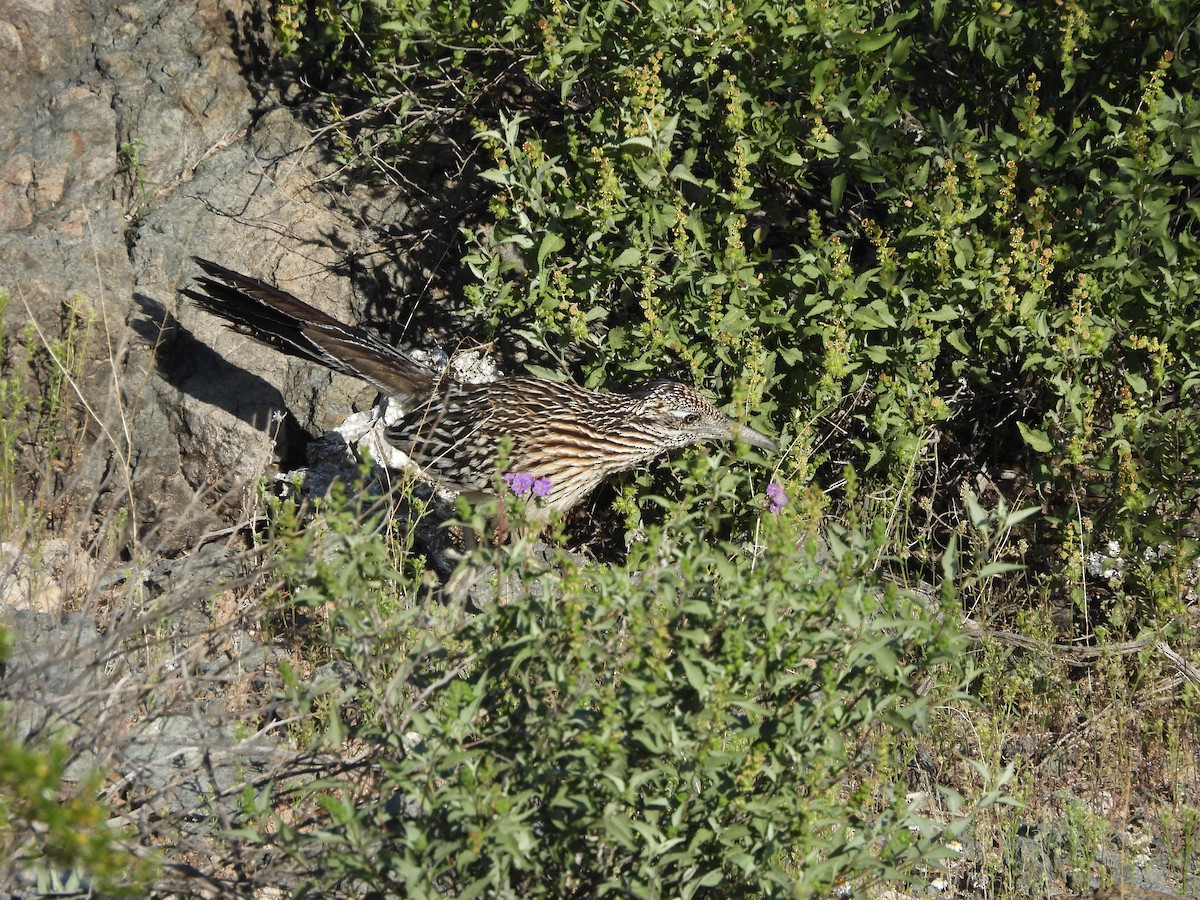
[184,258,777,515]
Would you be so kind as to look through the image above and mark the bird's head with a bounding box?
[632,380,778,454]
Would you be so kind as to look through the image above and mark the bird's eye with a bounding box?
[682,412,702,426]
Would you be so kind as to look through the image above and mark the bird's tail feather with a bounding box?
[185,257,436,401]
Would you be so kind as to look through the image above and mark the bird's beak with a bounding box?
[735,422,778,454]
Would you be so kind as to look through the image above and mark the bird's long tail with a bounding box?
[184,257,437,401]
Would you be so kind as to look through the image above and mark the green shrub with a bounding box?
[282,0,1200,636]
[246,476,997,897]
[258,1,1199,891]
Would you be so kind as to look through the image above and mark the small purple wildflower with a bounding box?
[504,472,552,500]
[504,472,535,495]
[766,482,788,514]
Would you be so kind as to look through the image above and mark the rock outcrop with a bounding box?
[0,0,437,551]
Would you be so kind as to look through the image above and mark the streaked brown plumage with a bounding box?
[184,258,777,515]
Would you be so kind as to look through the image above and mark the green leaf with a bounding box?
[925,305,962,322]
[776,150,808,167]
[680,657,709,697]
[537,231,566,268]
[854,28,896,53]
[947,330,972,356]
[612,247,641,268]
[831,172,847,211]
[1004,505,1042,528]
[1124,371,1148,394]
[478,168,512,185]
[1016,421,1053,453]
[977,561,1024,578]
[669,162,701,184]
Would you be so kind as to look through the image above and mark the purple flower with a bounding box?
[504,472,552,500]
[504,472,534,495]
[766,482,788,514]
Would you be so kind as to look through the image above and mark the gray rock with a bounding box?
[0,0,274,550]
[119,708,275,817]
[0,0,406,552]
[1,0,485,561]
[1007,823,1056,894]
[139,542,242,598]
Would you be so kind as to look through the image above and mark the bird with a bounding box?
[183,257,777,517]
